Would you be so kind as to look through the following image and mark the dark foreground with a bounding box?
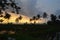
[0,24,60,40]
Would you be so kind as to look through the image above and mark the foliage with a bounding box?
[43,12,47,18]
[4,12,11,19]
[37,14,40,19]
[50,14,57,22]
[18,16,22,20]
[58,15,60,19]
[0,19,4,23]
[0,0,21,14]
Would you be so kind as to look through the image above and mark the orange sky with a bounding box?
[0,11,45,24]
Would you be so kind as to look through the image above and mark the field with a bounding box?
[0,24,60,40]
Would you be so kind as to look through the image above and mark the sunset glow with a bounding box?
[0,12,45,24]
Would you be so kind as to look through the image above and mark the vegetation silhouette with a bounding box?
[32,16,37,24]
[0,19,4,23]
[43,12,48,18]
[43,12,48,23]
[18,16,22,20]
[58,15,60,19]
[0,0,60,40]
[30,14,41,24]
[15,18,19,23]
[0,15,3,17]
[36,14,40,20]
[0,0,21,14]
[47,14,60,25]
[15,16,22,23]
[4,12,11,19]
[51,14,57,22]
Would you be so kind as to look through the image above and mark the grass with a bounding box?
[0,24,60,40]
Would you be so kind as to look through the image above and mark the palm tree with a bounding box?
[43,12,48,23]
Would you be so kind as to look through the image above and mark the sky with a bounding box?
[15,0,60,17]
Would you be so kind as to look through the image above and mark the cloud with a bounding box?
[55,9,60,16]
[19,0,42,17]
[16,0,60,17]
[36,0,60,15]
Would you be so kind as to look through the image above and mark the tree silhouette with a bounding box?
[30,15,41,24]
[18,16,22,20]
[1,0,8,11]
[50,14,57,22]
[58,15,60,19]
[47,14,60,25]
[0,19,4,23]
[33,16,36,24]
[0,0,4,14]
[15,6,21,14]
[37,14,40,20]
[0,0,21,14]
[18,16,22,23]
[11,11,15,13]
[0,15,3,17]
[2,0,7,3]
[11,2,15,8]
[30,19,33,23]
[0,0,22,24]
[4,12,11,19]
[33,16,36,20]
[9,0,21,14]
[43,12,47,18]
[4,12,11,23]
[15,18,19,24]
[43,12,48,23]
[0,0,9,14]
